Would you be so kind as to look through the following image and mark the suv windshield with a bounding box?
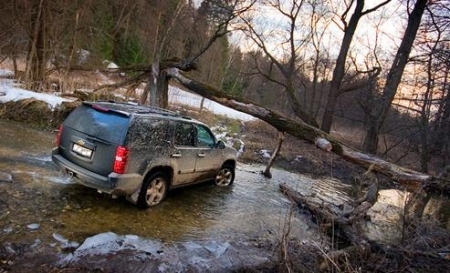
[64,105,129,144]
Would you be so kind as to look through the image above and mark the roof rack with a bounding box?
[85,100,181,117]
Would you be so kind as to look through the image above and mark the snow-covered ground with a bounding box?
[0,78,73,108]
[169,86,253,121]
[0,69,253,120]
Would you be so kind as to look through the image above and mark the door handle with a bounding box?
[171,152,182,158]
[198,153,205,158]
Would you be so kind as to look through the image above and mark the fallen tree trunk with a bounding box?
[279,179,450,272]
[279,182,374,270]
[165,68,449,193]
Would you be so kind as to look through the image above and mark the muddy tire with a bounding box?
[215,165,235,186]
[137,172,169,209]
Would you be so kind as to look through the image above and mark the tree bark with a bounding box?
[25,0,47,91]
[166,67,450,193]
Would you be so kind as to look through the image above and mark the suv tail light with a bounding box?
[55,125,63,146]
[114,146,129,174]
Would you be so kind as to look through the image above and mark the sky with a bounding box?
[234,0,407,66]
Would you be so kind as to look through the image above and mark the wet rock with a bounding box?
[31,239,42,248]
[204,241,229,258]
[259,149,272,158]
[0,171,12,182]
[26,223,40,230]
[53,233,69,244]
[52,232,80,251]
[62,241,80,251]
[3,226,13,234]
[3,242,17,255]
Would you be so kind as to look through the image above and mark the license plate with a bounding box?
[72,143,93,158]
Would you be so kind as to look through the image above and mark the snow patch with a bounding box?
[169,86,254,121]
[0,77,73,108]
[0,68,252,120]
[0,69,14,77]
[259,149,272,158]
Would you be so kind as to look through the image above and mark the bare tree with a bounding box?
[363,0,429,154]
[414,0,450,171]
[320,0,391,133]
[239,0,319,127]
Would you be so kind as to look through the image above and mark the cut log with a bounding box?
[280,182,373,270]
[165,68,450,194]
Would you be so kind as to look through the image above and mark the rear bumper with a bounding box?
[51,148,142,195]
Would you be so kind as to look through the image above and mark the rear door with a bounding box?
[170,121,199,186]
[59,104,130,176]
[126,118,171,174]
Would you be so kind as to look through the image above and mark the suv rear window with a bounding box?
[64,105,130,144]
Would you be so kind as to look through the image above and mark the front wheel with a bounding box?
[215,165,235,186]
[137,172,169,209]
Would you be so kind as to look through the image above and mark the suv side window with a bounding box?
[174,122,196,146]
[128,118,169,148]
[196,125,215,147]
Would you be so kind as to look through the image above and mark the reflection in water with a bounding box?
[364,189,450,243]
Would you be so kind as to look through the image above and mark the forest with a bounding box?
[1,0,450,176]
[1,0,450,271]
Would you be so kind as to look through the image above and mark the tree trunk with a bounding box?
[166,67,450,193]
[363,0,428,154]
[157,70,169,109]
[321,0,365,133]
[263,131,285,178]
[140,61,157,106]
[363,123,379,154]
[25,0,47,91]
[285,82,319,127]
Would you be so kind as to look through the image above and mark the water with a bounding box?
[1,120,340,245]
[2,120,446,250]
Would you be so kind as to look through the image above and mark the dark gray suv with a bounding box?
[52,101,237,208]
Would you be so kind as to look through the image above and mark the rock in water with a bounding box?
[27,223,41,230]
[0,171,12,182]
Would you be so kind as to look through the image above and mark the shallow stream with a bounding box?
[1,120,448,250]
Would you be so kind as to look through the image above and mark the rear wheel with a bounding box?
[137,172,169,209]
[215,164,235,186]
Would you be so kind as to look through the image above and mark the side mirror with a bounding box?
[217,140,226,149]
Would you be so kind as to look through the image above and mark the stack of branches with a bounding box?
[280,166,379,270]
[279,167,450,272]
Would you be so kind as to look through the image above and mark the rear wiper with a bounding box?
[86,135,111,145]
